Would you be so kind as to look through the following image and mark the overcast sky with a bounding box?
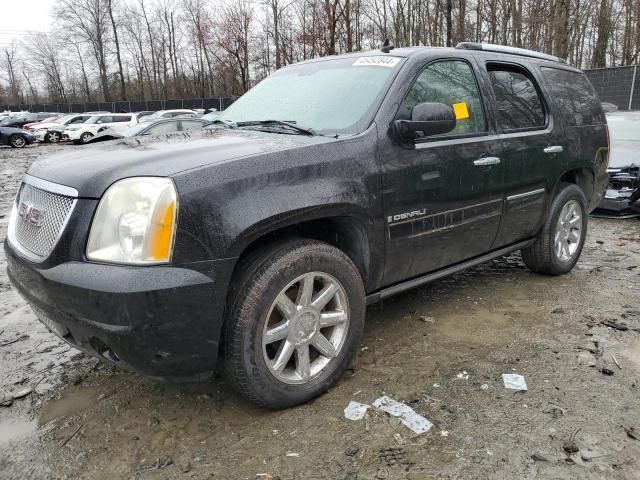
[0,0,53,47]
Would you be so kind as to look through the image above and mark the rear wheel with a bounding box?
[521,183,588,275]
[9,134,26,148]
[224,239,365,408]
[45,131,61,143]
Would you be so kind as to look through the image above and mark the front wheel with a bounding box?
[521,183,588,275]
[45,131,61,143]
[224,239,365,408]
[79,132,94,144]
[9,134,27,148]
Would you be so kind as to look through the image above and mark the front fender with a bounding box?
[171,128,384,266]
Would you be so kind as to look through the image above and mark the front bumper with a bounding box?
[593,168,640,218]
[5,243,236,380]
[63,130,81,141]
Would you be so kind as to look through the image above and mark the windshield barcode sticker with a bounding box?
[353,57,400,68]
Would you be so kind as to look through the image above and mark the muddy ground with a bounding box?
[1,145,639,480]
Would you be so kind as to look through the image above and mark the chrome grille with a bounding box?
[9,180,76,260]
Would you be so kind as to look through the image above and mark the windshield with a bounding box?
[142,111,165,122]
[218,56,402,135]
[57,115,84,124]
[121,123,149,137]
[202,111,220,121]
[607,114,640,141]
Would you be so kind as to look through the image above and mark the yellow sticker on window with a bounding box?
[452,102,470,120]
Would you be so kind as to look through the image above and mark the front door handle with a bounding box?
[473,157,501,166]
[544,145,564,154]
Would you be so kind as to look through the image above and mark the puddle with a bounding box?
[0,418,37,446]
[39,387,103,425]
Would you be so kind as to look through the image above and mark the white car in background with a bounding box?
[34,113,95,143]
[64,113,138,144]
[139,109,197,122]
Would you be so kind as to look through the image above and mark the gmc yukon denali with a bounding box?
[5,43,609,408]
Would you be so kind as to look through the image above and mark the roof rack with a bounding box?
[455,42,567,64]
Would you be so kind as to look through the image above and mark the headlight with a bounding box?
[86,177,177,265]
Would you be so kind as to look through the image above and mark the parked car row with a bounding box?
[0,108,218,147]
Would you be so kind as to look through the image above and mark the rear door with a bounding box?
[479,60,564,247]
[381,58,504,285]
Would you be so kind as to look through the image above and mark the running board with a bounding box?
[365,238,535,305]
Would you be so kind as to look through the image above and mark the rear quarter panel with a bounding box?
[535,64,609,210]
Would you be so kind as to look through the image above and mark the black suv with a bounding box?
[5,43,609,408]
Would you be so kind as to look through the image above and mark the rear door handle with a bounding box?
[544,145,564,154]
[473,157,501,166]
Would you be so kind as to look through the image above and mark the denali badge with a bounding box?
[18,202,45,227]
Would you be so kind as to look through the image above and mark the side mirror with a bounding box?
[394,102,456,140]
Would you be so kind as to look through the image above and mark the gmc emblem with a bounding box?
[18,202,45,227]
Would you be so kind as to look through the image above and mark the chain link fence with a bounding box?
[584,65,639,111]
[2,68,638,114]
[0,97,236,114]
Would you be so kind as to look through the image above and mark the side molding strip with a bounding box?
[506,188,545,202]
[365,238,536,305]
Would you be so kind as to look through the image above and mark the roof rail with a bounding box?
[455,42,567,64]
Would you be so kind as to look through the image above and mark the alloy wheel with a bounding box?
[262,272,350,384]
[554,199,583,262]
[11,136,26,148]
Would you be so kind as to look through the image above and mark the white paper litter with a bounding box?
[344,401,370,420]
[372,396,433,434]
[502,373,528,390]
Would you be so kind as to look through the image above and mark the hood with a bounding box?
[27,128,332,198]
[33,122,65,130]
[609,140,640,169]
[0,126,31,135]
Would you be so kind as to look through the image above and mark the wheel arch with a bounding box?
[556,167,595,206]
[230,213,374,291]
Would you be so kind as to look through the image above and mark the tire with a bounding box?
[45,131,61,143]
[224,239,365,409]
[521,183,588,275]
[9,134,27,148]
[79,132,94,144]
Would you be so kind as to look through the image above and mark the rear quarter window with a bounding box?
[540,67,605,126]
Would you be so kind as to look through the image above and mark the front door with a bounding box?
[381,58,504,285]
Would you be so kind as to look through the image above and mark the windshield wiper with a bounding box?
[207,119,238,128]
[236,120,316,136]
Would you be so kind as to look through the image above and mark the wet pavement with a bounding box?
[1,145,639,479]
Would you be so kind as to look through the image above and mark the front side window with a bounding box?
[399,60,486,137]
[181,120,206,131]
[146,121,180,135]
[219,56,402,135]
[488,64,546,131]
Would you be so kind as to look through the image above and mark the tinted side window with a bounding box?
[487,65,545,131]
[97,116,113,124]
[400,60,486,136]
[146,121,179,135]
[181,120,205,131]
[540,67,605,126]
[113,116,132,122]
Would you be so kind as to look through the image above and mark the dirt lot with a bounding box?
[1,145,639,480]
